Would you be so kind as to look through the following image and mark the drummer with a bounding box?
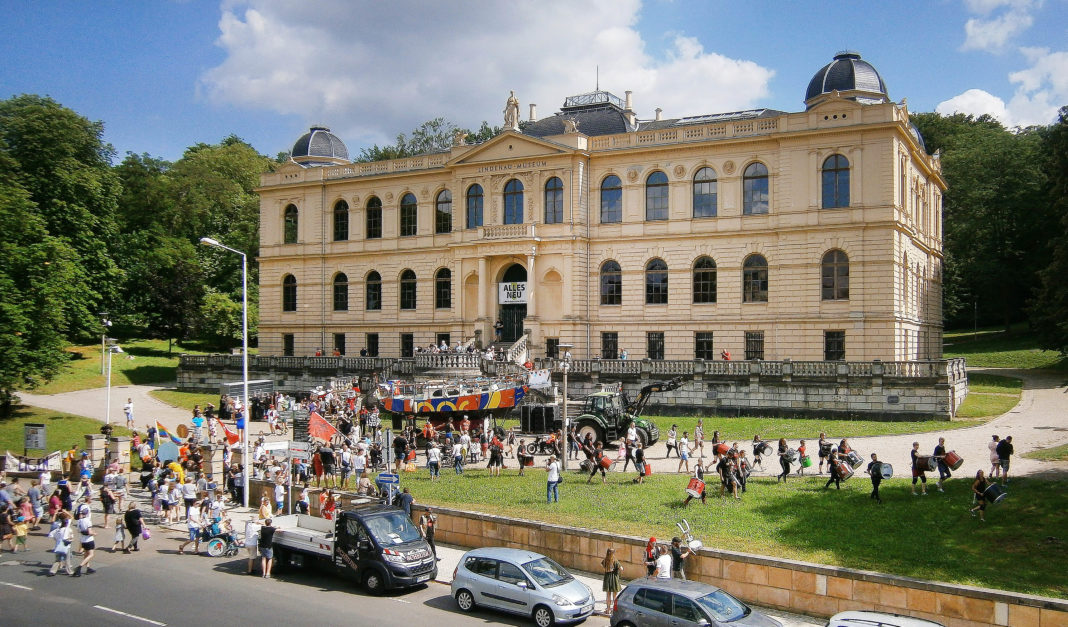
[838,438,852,455]
[910,441,928,496]
[776,438,791,483]
[817,432,830,474]
[866,453,883,504]
[682,461,707,506]
[823,448,842,490]
[933,437,951,492]
[516,439,532,476]
[751,435,766,470]
[969,470,989,521]
[586,441,608,485]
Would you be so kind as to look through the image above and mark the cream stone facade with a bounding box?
[257,53,945,362]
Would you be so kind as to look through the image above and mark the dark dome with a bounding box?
[805,52,888,106]
[291,126,349,161]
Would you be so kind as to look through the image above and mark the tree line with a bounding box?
[1,93,1066,413]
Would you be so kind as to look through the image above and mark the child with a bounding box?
[13,516,29,553]
[796,440,808,475]
[111,516,125,552]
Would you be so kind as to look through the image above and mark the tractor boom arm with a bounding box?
[626,376,686,416]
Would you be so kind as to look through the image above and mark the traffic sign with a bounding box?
[376,473,399,485]
[288,441,312,460]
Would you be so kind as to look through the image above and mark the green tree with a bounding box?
[118,233,205,351]
[356,118,502,162]
[1030,107,1068,352]
[0,95,122,339]
[197,289,259,350]
[0,152,80,414]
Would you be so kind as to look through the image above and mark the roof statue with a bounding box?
[503,90,520,131]
[562,118,580,134]
[452,129,468,146]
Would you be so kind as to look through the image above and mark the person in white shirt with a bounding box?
[546,456,561,503]
[74,512,96,576]
[452,441,464,474]
[426,444,441,481]
[123,399,134,429]
[178,501,202,555]
[273,480,286,514]
[677,433,692,474]
[47,518,74,576]
[460,432,472,462]
[653,545,673,579]
[352,450,366,481]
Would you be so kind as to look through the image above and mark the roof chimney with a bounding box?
[655,107,663,121]
[624,90,633,111]
[529,103,537,122]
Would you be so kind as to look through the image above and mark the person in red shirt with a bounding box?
[720,350,731,361]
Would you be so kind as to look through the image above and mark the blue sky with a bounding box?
[2,0,1064,163]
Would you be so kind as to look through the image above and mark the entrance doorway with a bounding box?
[499,263,527,343]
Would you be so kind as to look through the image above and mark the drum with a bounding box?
[520,456,534,467]
[819,442,832,457]
[785,448,798,462]
[599,456,614,470]
[879,463,894,479]
[944,450,964,471]
[644,462,653,476]
[914,455,937,472]
[758,442,774,456]
[801,455,813,468]
[984,483,1007,504]
[579,460,593,473]
[176,424,189,439]
[714,443,730,456]
[846,451,863,469]
[686,477,706,498]
[836,461,854,482]
[405,450,416,462]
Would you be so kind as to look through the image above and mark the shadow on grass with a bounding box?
[123,365,177,385]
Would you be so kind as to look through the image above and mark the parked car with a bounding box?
[826,611,945,627]
[611,578,782,627]
[451,547,595,626]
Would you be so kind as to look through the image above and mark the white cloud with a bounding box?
[199,0,774,152]
[961,10,1033,52]
[936,47,1067,127]
[962,0,1036,15]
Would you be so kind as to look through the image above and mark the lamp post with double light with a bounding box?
[558,343,573,471]
[104,340,123,426]
[199,237,250,508]
[99,313,112,375]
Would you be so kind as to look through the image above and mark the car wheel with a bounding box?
[533,604,556,627]
[455,588,476,612]
[616,622,637,627]
[364,571,384,595]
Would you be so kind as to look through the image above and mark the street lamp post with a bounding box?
[200,237,250,508]
[558,343,574,471]
[104,340,123,425]
[99,313,111,375]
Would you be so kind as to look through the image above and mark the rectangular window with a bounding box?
[601,332,618,360]
[366,206,382,239]
[333,333,346,356]
[647,332,664,360]
[744,331,764,360]
[436,333,450,348]
[546,338,559,359]
[695,332,714,360]
[282,334,295,357]
[400,333,414,358]
[824,330,845,361]
[366,333,379,357]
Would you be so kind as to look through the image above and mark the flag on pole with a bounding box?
[308,411,339,442]
[155,421,183,445]
[214,418,240,445]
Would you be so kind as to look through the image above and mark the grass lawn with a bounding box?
[0,405,140,469]
[944,327,1068,370]
[405,466,1068,598]
[150,389,219,412]
[955,373,1023,419]
[1024,443,1068,462]
[25,339,211,395]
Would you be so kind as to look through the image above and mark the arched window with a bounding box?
[743,162,769,215]
[435,268,452,309]
[646,171,669,221]
[332,273,348,311]
[544,177,563,224]
[399,269,417,310]
[333,200,349,241]
[600,260,622,306]
[822,250,850,300]
[399,193,417,237]
[366,197,382,239]
[645,259,668,304]
[743,254,768,302]
[282,274,297,311]
[466,184,483,229]
[693,257,717,303]
[435,190,452,234]
[822,154,850,209]
[600,175,622,223]
[504,179,524,225]
[365,271,381,311]
[693,167,717,218]
[283,205,299,244]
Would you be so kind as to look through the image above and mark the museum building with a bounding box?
[256,52,946,362]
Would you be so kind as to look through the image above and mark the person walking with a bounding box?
[419,508,438,559]
[776,438,791,483]
[587,442,608,484]
[677,432,692,474]
[866,453,883,504]
[665,425,679,458]
[73,507,96,576]
[934,437,951,492]
[47,515,75,576]
[124,398,134,430]
[910,441,928,495]
[969,470,990,522]
[796,440,808,476]
[988,435,1002,480]
[824,449,842,490]
[817,432,830,474]
[752,435,766,470]
[178,499,203,555]
[259,518,277,579]
[693,420,705,459]
[996,435,1014,484]
[426,442,441,481]
[451,439,464,474]
[123,504,142,552]
[633,442,647,484]
[545,455,561,504]
[601,548,622,613]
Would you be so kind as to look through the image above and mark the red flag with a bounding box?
[308,412,339,442]
[215,418,240,445]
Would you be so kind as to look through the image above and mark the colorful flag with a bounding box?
[155,421,183,445]
[308,411,339,442]
[214,418,240,445]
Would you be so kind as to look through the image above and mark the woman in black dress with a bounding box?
[776,438,791,483]
[969,470,989,521]
[122,503,143,552]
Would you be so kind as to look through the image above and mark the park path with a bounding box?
[15,368,1068,481]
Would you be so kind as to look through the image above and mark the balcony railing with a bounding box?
[481,224,536,240]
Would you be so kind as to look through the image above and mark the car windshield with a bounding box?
[522,557,574,588]
[363,512,423,545]
[695,590,751,621]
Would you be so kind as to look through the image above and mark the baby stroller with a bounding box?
[204,519,240,557]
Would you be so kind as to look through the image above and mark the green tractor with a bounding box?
[570,377,685,447]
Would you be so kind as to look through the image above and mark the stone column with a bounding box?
[478,257,489,326]
[84,433,107,480]
[108,437,131,474]
[526,250,537,320]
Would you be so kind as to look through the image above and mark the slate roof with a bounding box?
[805,52,888,104]
[292,126,349,161]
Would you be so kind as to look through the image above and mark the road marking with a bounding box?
[0,581,32,590]
[389,597,411,604]
[94,605,167,626]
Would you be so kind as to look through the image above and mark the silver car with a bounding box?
[611,578,782,627]
[826,611,945,627]
[451,547,595,626]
